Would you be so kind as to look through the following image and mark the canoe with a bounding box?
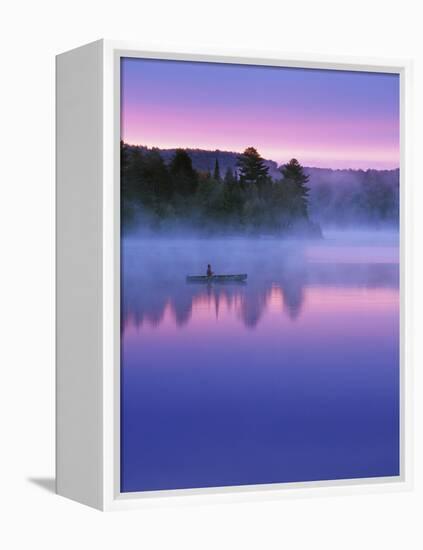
[186,274,248,283]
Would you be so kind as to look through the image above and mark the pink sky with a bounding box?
[121,58,400,170]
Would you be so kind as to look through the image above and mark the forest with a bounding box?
[121,143,321,236]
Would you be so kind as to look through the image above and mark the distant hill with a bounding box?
[126,145,400,226]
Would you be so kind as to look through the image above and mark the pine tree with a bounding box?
[169,149,198,196]
[213,158,221,181]
[279,158,310,218]
[142,149,170,201]
[236,147,269,186]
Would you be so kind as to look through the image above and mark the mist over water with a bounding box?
[121,228,400,492]
[122,229,399,328]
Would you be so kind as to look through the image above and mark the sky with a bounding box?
[121,57,400,170]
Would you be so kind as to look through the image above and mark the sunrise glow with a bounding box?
[121,58,400,170]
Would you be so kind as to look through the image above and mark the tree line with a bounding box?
[121,142,320,235]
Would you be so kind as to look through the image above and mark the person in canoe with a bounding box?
[206,264,214,277]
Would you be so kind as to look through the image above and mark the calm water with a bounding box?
[121,231,400,492]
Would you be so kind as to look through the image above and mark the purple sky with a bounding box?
[121,58,399,170]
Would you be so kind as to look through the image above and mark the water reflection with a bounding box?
[121,235,400,492]
[122,258,398,330]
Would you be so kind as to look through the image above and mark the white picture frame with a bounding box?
[56,39,413,511]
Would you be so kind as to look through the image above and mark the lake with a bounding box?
[120,230,400,492]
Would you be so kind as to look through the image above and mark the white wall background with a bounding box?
[0,0,421,548]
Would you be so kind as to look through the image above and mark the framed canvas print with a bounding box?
[56,40,413,510]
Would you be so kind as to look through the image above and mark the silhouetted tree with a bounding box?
[120,144,322,235]
[169,149,198,196]
[280,158,310,218]
[237,147,269,187]
[213,158,221,181]
[142,149,170,202]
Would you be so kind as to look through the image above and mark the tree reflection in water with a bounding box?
[122,256,398,331]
